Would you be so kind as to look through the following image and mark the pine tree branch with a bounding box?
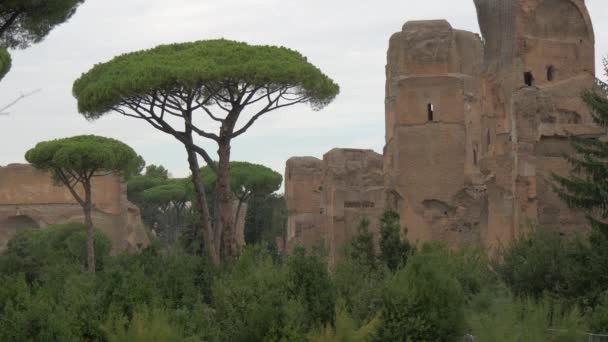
[0,89,41,116]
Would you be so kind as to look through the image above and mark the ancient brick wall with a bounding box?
[285,150,383,264]
[0,164,149,253]
[286,0,602,255]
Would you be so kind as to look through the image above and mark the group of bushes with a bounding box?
[1,215,608,341]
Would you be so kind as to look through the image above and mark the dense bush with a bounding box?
[334,220,385,325]
[2,218,608,340]
[0,223,112,281]
[379,210,411,271]
[496,228,593,304]
[376,244,466,341]
[244,193,287,248]
[286,247,336,330]
[589,291,608,334]
[467,290,586,342]
[212,246,293,341]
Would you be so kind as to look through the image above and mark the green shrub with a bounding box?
[0,223,111,281]
[379,210,411,271]
[311,306,380,342]
[590,291,608,334]
[467,291,586,342]
[286,246,336,330]
[496,228,591,303]
[376,243,466,341]
[105,306,196,342]
[449,246,496,301]
[0,271,107,341]
[212,246,293,341]
[334,220,385,325]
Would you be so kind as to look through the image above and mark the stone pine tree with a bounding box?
[72,39,339,263]
[202,161,282,235]
[144,164,169,180]
[553,67,608,236]
[0,0,84,48]
[142,179,190,245]
[0,48,10,82]
[0,0,85,80]
[25,135,143,272]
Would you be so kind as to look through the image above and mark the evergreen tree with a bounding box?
[26,135,143,272]
[73,39,339,263]
[350,219,377,270]
[554,60,608,237]
[379,210,411,271]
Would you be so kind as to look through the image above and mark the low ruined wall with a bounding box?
[286,149,384,264]
[0,164,149,253]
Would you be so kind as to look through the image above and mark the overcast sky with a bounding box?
[0,0,606,182]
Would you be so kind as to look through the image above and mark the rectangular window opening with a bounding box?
[524,72,534,86]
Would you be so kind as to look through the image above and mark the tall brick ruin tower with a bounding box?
[385,0,600,251]
[286,0,603,258]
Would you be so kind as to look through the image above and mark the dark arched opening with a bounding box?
[427,103,434,122]
[547,65,555,82]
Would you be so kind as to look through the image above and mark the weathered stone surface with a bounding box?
[384,0,599,252]
[385,19,487,248]
[286,150,384,264]
[286,0,602,256]
[322,149,384,263]
[0,164,149,253]
[285,157,324,251]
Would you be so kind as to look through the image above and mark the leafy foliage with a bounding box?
[590,291,608,334]
[26,135,143,272]
[244,193,287,247]
[334,220,385,325]
[142,179,191,244]
[73,39,339,263]
[73,39,339,117]
[379,210,411,271]
[201,161,282,200]
[0,47,10,81]
[142,179,189,206]
[0,224,607,340]
[0,0,85,49]
[349,219,378,270]
[144,164,169,180]
[128,176,166,200]
[467,291,586,342]
[0,223,111,280]
[553,60,608,235]
[212,246,296,341]
[286,247,336,330]
[25,135,143,181]
[311,307,380,342]
[376,243,466,341]
[104,307,194,342]
[495,228,594,304]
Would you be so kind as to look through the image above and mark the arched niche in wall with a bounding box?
[0,215,40,233]
[530,0,590,41]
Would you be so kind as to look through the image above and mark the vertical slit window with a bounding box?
[547,65,554,82]
[524,72,534,86]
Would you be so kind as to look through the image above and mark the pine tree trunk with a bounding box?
[213,189,222,261]
[83,180,95,273]
[186,147,219,265]
[217,142,237,261]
